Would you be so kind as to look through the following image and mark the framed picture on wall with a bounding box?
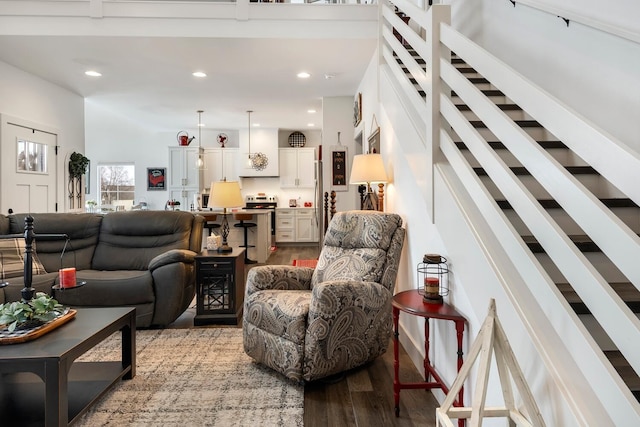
[147,167,166,190]
[330,145,348,192]
[353,92,362,127]
[368,126,380,154]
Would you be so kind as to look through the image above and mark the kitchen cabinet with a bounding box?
[295,208,317,242]
[279,148,316,189]
[276,208,317,243]
[168,147,202,208]
[203,148,239,186]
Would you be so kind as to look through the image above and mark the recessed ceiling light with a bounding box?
[307,123,315,127]
[297,72,311,79]
[85,70,102,77]
[253,123,260,127]
[307,109,316,114]
[192,71,207,78]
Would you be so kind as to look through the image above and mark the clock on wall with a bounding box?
[353,92,362,127]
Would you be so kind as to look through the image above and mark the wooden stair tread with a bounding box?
[556,282,640,314]
[456,140,567,150]
[470,119,541,128]
[521,234,601,253]
[456,104,522,112]
[604,351,640,391]
[497,198,639,209]
[452,89,504,97]
[474,165,598,176]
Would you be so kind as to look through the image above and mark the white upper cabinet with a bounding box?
[168,147,201,188]
[279,148,316,189]
[238,128,279,177]
[168,146,203,208]
[202,148,239,186]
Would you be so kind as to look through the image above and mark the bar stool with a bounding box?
[203,214,220,237]
[234,213,257,264]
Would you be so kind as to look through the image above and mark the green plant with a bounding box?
[0,293,65,332]
[69,152,90,179]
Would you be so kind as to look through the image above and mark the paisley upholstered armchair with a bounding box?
[242,210,405,382]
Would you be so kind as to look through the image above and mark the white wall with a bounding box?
[85,100,168,211]
[477,0,640,151]
[322,96,360,213]
[0,60,84,213]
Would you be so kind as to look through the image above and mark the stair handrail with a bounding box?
[508,0,640,45]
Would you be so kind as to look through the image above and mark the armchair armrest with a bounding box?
[304,280,393,381]
[245,265,314,296]
[309,280,391,316]
[149,249,197,271]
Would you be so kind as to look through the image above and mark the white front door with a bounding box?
[1,122,58,214]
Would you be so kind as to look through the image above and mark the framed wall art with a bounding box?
[147,167,166,190]
[368,115,380,154]
[353,92,362,127]
[330,145,348,192]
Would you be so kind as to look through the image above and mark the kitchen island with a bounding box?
[198,209,272,263]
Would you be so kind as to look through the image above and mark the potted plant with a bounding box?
[69,152,90,179]
[0,293,65,332]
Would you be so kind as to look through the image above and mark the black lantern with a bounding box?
[417,253,449,303]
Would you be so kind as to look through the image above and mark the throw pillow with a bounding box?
[0,238,47,280]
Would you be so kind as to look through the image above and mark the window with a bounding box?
[17,139,47,174]
[98,164,135,210]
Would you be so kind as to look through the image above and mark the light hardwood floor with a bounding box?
[172,244,439,427]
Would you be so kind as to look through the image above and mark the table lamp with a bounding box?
[207,180,243,252]
[349,153,388,210]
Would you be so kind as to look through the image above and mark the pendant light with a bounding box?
[196,110,205,169]
[247,110,268,171]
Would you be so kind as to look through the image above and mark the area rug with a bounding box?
[75,328,303,427]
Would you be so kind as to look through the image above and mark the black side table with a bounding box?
[194,248,245,326]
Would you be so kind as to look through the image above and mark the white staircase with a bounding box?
[379,1,640,424]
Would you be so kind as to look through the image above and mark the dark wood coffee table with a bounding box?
[0,307,136,426]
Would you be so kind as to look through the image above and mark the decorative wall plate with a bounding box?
[288,131,306,147]
[216,133,228,147]
[250,153,269,171]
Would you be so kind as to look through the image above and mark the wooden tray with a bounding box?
[0,309,77,345]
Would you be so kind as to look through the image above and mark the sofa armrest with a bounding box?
[148,249,197,271]
[245,265,314,297]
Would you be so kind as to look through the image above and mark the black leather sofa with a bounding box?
[0,210,204,328]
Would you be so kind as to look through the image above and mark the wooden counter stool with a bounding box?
[203,214,221,236]
[234,213,257,264]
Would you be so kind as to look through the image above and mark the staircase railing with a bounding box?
[379,1,640,423]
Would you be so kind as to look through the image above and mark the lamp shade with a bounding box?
[349,153,388,184]
[207,181,243,209]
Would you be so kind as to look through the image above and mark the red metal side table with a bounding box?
[392,289,466,425]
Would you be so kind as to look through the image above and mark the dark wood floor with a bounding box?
[172,244,439,426]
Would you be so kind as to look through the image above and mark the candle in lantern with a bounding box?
[59,267,77,288]
[424,277,440,296]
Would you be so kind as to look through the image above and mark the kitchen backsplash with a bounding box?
[240,177,316,207]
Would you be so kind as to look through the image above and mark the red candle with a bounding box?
[59,267,77,288]
[424,277,439,294]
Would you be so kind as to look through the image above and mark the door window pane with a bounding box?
[17,139,47,174]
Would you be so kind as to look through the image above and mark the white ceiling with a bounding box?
[0,35,376,132]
